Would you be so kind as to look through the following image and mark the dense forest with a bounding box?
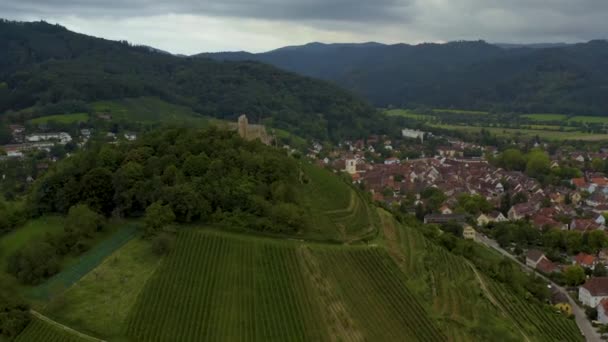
[0,20,387,142]
[203,40,608,115]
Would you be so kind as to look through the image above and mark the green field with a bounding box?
[569,116,608,124]
[44,238,161,339]
[521,114,568,121]
[91,97,214,125]
[385,108,434,120]
[29,113,89,125]
[433,108,488,115]
[0,216,65,270]
[430,123,608,141]
[126,230,444,341]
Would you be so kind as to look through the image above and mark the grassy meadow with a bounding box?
[0,216,65,270]
[29,113,89,125]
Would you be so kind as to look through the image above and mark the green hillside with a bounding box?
[0,20,387,142]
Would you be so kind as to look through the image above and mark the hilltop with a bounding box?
[0,19,386,142]
[201,39,608,115]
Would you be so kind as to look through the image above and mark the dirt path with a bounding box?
[464,261,531,342]
[30,310,106,342]
[297,246,365,342]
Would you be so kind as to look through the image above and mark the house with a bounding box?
[570,219,601,232]
[402,128,425,142]
[526,249,548,269]
[574,253,597,270]
[599,298,608,324]
[477,213,491,226]
[550,288,571,316]
[344,159,357,175]
[571,178,587,189]
[476,212,507,226]
[439,205,453,215]
[531,215,562,230]
[463,226,476,240]
[536,258,559,274]
[423,214,467,225]
[508,202,539,221]
[124,132,137,141]
[579,277,608,307]
[571,192,583,205]
[384,157,400,165]
[25,132,72,144]
[586,192,606,207]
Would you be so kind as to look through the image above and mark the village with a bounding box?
[309,127,608,327]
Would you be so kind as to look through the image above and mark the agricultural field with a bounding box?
[521,114,568,121]
[569,116,608,124]
[432,108,488,115]
[15,314,91,342]
[297,163,379,242]
[385,108,434,120]
[0,216,65,270]
[487,280,582,342]
[430,123,608,141]
[125,230,444,341]
[28,113,89,125]
[44,238,162,339]
[91,97,214,126]
[378,211,582,341]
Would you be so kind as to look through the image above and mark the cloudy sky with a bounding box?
[2,0,607,54]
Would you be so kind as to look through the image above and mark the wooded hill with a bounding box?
[0,20,386,142]
[202,40,608,115]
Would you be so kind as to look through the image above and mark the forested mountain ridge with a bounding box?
[201,40,608,115]
[0,20,386,141]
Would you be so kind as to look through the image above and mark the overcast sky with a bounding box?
[2,0,607,54]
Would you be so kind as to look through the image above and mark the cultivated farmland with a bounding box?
[125,230,443,341]
[15,314,90,342]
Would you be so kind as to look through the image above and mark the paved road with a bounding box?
[477,235,600,342]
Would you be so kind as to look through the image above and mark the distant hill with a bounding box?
[200,40,608,115]
[0,20,386,142]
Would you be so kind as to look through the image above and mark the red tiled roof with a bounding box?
[537,258,558,274]
[572,178,587,188]
[582,277,608,296]
[592,178,608,187]
[575,253,597,267]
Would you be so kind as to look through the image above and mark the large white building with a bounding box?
[26,132,72,144]
[401,128,425,142]
[579,277,608,307]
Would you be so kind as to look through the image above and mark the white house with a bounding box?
[599,299,608,324]
[384,157,400,165]
[344,159,357,175]
[401,128,425,142]
[26,132,72,144]
[579,277,608,307]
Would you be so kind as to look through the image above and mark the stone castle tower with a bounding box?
[238,114,248,139]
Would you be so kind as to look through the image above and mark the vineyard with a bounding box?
[487,280,583,342]
[15,315,90,342]
[125,230,442,341]
[383,213,530,341]
[298,163,379,242]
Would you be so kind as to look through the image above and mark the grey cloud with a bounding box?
[0,0,411,22]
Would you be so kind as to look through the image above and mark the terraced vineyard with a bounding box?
[298,163,379,241]
[15,315,90,342]
[125,230,443,341]
[487,280,583,342]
